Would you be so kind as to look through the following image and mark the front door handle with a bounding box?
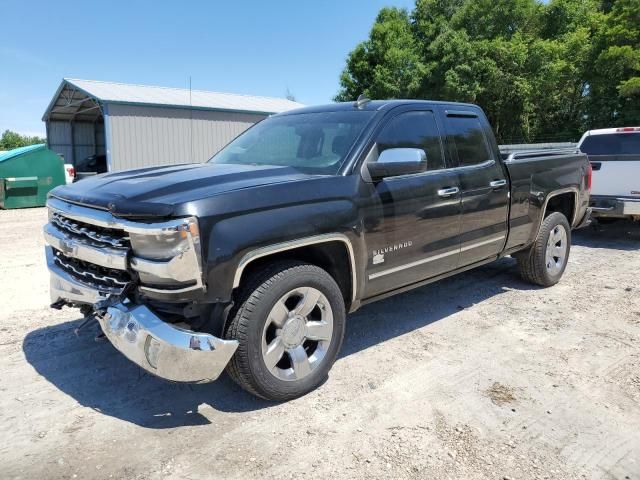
[489,179,507,189]
[437,187,460,197]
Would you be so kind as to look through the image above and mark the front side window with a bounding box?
[209,111,375,174]
[446,115,493,167]
[375,111,445,170]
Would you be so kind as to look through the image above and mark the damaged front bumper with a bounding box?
[98,303,237,383]
[48,248,238,383]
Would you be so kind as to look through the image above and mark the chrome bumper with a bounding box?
[591,196,640,217]
[98,303,237,383]
[48,251,238,383]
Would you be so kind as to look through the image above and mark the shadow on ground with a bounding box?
[23,257,533,429]
[573,219,640,251]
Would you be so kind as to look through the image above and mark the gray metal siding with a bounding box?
[106,104,266,171]
[47,121,72,163]
[47,120,105,164]
[73,122,96,162]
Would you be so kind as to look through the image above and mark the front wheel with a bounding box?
[224,261,346,401]
[517,212,571,287]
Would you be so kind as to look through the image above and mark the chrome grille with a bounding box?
[51,212,129,249]
[53,250,130,292]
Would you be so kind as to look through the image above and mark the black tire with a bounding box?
[517,212,572,287]
[224,261,346,401]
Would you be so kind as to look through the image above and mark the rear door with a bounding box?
[579,131,640,198]
[442,109,509,267]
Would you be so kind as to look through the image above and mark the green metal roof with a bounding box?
[0,144,46,163]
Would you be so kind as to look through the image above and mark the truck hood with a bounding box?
[50,163,318,217]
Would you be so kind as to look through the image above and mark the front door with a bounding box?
[362,109,462,298]
[443,110,509,266]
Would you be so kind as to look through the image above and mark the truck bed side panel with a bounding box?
[504,153,589,251]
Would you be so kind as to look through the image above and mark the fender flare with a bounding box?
[534,187,579,237]
[232,233,358,304]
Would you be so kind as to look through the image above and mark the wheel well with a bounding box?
[544,192,575,225]
[236,241,353,310]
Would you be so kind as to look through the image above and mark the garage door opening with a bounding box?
[43,81,107,173]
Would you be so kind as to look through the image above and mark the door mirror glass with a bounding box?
[367,148,428,180]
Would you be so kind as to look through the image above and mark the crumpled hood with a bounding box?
[50,163,317,217]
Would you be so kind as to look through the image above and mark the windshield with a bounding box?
[208,111,375,174]
[580,133,640,155]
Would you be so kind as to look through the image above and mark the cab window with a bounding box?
[376,111,445,170]
[446,115,493,167]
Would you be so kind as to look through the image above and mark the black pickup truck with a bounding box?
[44,99,591,400]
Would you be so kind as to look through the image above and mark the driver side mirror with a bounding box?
[367,148,428,180]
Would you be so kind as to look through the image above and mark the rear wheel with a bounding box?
[224,261,346,401]
[517,212,571,287]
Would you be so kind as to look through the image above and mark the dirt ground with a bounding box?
[0,207,639,480]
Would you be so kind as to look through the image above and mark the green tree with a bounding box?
[451,0,541,40]
[0,130,46,151]
[585,0,640,128]
[335,0,640,144]
[335,8,426,101]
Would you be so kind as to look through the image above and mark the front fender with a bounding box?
[203,200,360,303]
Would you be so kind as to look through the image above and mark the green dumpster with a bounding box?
[0,144,66,209]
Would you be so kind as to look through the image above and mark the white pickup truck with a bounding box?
[577,127,640,221]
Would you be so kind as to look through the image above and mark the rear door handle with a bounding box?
[489,179,507,188]
[437,187,460,197]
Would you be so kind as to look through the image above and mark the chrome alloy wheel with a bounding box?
[545,224,568,275]
[261,287,334,382]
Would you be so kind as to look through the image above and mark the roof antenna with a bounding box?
[354,93,371,109]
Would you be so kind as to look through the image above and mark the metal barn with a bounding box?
[42,78,304,172]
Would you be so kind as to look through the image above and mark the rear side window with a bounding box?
[446,115,493,167]
[376,111,445,170]
[579,133,640,155]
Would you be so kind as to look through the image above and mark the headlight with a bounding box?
[129,217,200,260]
[128,217,204,291]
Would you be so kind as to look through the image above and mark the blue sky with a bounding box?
[0,0,414,137]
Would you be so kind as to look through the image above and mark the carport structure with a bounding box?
[42,78,303,172]
[43,80,105,167]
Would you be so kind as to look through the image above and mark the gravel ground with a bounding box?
[0,207,639,480]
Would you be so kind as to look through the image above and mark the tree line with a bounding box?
[0,130,46,151]
[335,0,640,144]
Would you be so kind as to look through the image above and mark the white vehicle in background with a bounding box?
[56,153,75,184]
[577,127,640,221]
[63,164,75,184]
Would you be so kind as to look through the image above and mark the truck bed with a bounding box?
[501,149,590,251]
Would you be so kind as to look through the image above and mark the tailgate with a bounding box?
[589,155,640,198]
